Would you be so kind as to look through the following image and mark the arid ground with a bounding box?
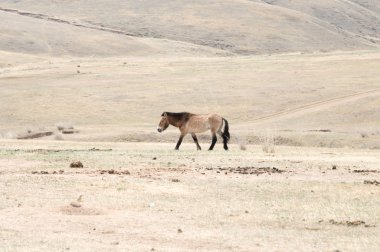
[1,1,380,251]
[1,140,379,251]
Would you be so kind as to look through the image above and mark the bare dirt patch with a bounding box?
[319,219,376,228]
[97,169,130,175]
[205,166,284,175]
[17,131,54,139]
[364,180,380,186]
[31,170,64,175]
[62,129,80,134]
[353,169,380,173]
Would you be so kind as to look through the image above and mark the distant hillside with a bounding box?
[0,0,379,56]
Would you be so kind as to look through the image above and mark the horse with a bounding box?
[157,112,230,150]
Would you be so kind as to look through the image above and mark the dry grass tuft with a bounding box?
[56,122,74,131]
[70,161,84,168]
[236,135,247,151]
[260,130,276,153]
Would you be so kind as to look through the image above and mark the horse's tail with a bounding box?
[222,118,230,142]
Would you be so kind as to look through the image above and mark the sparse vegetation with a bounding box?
[70,161,83,168]
[260,130,276,153]
[57,125,65,131]
[17,131,53,139]
[56,122,74,131]
[361,132,368,138]
[0,141,379,251]
[236,135,247,151]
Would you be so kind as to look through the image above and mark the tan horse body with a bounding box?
[157,112,230,150]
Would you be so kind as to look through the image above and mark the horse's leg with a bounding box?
[217,132,228,150]
[208,132,217,150]
[222,135,229,150]
[175,133,185,150]
[191,133,201,150]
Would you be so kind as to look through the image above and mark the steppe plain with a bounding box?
[0,1,380,251]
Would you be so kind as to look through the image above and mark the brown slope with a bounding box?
[258,0,380,43]
[1,0,379,54]
[0,9,229,57]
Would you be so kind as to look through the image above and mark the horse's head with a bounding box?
[157,112,169,133]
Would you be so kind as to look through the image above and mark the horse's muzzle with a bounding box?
[157,128,162,133]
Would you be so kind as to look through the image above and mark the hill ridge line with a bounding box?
[0,7,135,36]
[0,7,232,55]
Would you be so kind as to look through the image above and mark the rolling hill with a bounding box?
[0,0,379,55]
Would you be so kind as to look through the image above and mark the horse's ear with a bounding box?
[161,112,167,117]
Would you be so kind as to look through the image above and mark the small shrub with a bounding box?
[56,122,74,131]
[70,161,83,168]
[361,132,368,138]
[260,130,276,153]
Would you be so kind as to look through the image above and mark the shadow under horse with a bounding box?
[157,112,230,150]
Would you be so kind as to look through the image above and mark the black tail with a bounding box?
[222,118,230,142]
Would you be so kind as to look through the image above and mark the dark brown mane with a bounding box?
[162,112,193,127]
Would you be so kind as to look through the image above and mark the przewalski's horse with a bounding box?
[157,112,230,150]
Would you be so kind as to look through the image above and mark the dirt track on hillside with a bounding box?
[250,89,380,123]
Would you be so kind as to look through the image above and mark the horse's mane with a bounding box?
[162,112,192,124]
